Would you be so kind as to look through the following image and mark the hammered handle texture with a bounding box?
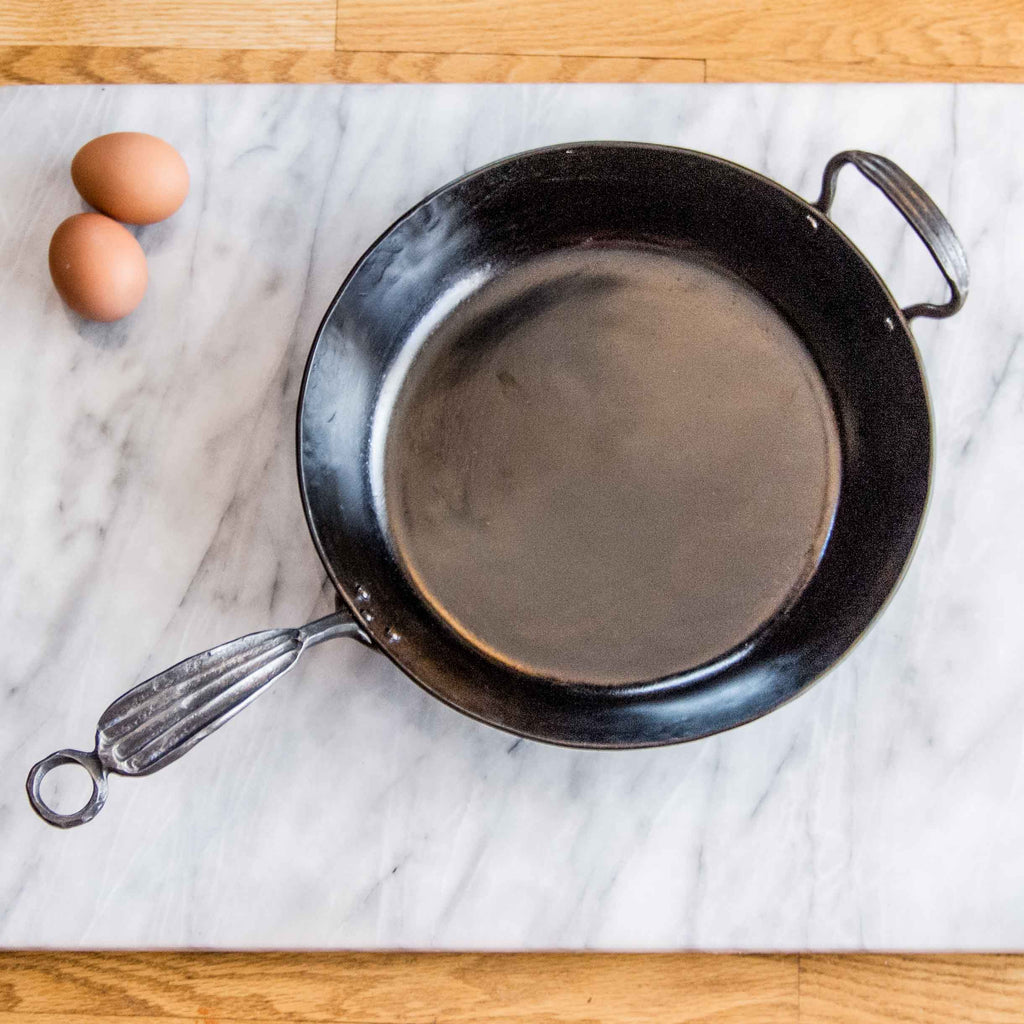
[815,149,969,322]
[27,610,361,828]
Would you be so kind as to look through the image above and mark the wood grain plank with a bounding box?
[0,1019,281,1024]
[3,953,1024,1024]
[0,951,797,1024]
[1,0,335,49]
[334,0,1024,67]
[8,45,1024,85]
[0,45,704,84]
[707,58,1024,81]
[800,954,1024,1024]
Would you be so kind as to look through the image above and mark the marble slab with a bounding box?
[0,83,1021,950]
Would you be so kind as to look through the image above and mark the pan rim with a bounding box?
[295,140,933,747]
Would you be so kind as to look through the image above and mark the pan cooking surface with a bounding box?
[381,243,841,685]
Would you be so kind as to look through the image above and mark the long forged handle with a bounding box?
[26,610,362,828]
[814,150,969,322]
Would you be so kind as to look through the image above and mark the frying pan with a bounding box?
[27,144,968,828]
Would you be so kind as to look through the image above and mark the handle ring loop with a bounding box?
[26,748,108,828]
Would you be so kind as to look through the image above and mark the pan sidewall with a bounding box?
[296,142,933,748]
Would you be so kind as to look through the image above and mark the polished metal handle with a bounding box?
[26,610,362,828]
[814,150,969,322]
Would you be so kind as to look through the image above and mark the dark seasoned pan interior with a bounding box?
[383,242,841,685]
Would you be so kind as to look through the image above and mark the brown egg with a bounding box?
[71,132,189,225]
[49,213,148,322]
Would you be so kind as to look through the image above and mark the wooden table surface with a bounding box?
[2,1,1022,1021]
[3,0,1024,83]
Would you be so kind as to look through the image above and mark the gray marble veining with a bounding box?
[0,83,1022,949]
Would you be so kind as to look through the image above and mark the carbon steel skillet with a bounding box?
[27,145,968,827]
